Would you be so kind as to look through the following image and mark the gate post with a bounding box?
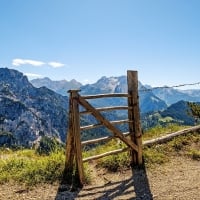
[127,71,143,165]
[65,90,84,187]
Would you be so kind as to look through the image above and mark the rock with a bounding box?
[0,68,69,147]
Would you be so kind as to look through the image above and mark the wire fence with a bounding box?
[139,81,200,92]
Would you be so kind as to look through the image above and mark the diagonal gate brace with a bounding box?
[77,94,139,152]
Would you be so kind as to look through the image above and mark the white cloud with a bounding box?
[12,58,45,66]
[12,58,65,69]
[24,73,43,79]
[48,62,65,68]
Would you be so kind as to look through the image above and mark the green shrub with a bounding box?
[98,152,130,172]
[168,136,189,151]
[0,131,15,147]
[168,133,200,152]
[143,146,168,166]
[35,136,63,155]
[187,149,200,160]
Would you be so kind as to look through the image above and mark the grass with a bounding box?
[143,132,200,167]
[0,149,65,185]
[0,124,199,186]
[143,145,168,166]
[142,123,189,140]
[83,139,130,171]
[0,148,92,186]
[83,124,200,170]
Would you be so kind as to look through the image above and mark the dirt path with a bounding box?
[73,157,200,200]
[148,157,200,200]
[0,157,199,200]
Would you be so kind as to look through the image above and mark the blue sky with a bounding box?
[1,0,200,89]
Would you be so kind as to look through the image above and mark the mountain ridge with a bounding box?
[146,85,200,105]
[31,75,200,107]
[0,68,69,147]
[31,77,82,96]
[31,74,168,113]
[0,67,199,147]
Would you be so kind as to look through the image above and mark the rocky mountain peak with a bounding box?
[0,68,34,100]
[31,77,82,96]
[0,68,31,87]
[0,68,69,147]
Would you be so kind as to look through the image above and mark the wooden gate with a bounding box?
[64,71,142,186]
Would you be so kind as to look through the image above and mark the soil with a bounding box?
[0,156,199,200]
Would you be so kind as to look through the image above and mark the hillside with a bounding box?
[0,68,69,146]
[160,100,195,125]
[0,67,199,147]
[0,68,168,147]
[0,126,199,199]
[148,85,200,105]
[141,100,197,130]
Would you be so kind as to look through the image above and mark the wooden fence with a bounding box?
[64,71,143,186]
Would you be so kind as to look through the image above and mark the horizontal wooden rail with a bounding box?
[82,125,200,163]
[81,132,130,146]
[143,125,200,147]
[111,119,132,124]
[110,119,132,125]
[80,123,102,131]
[80,106,130,114]
[80,119,131,131]
[83,147,129,162]
[82,93,129,99]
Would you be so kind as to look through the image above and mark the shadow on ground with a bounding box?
[55,164,153,200]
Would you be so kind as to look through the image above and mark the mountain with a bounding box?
[160,100,195,125]
[80,76,126,94]
[0,68,69,147]
[0,68,198,147]
[31,77,82,96]
[32,75,167,113]
[31,76,200,108]
[80,76,167,113]
[141,100,196,130]
[148,86,200,105]
[0,68,117,147]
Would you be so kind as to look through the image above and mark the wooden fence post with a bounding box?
[65,90,84,187]
[127,71,143,165]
